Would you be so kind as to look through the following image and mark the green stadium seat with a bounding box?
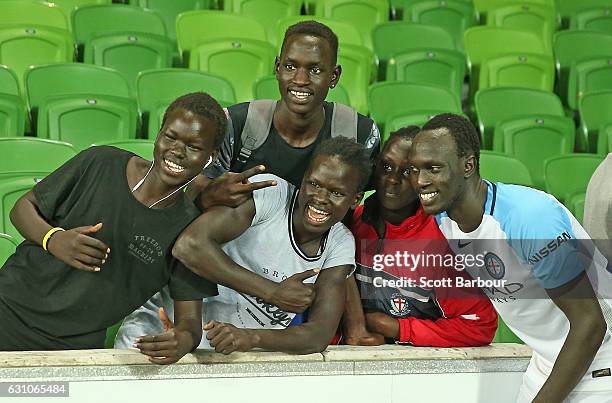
[403,0,478,51]
[314,0,389,51]
[368,82,461,134]
[0,66,25,137]
[336,44,374,115]
[0,137,77,179]
[137,68,236,138]
[492,316,524,344]
[47,0,113,15]
[578,90,612,153]
[386,49,466,100]
[566,191,586,224]
[556,0,612,28]
[464,26,550,104]
[177,10,267,64]
[84,32,174,93]
[133,0,214,43]
[553,30,612,107]
[596,123,612,156]
[225,0,302,45]
[567,57,612,112]
[0,232,18,267]
[0,0,70,30]
[188,38,276,104]
[90,139,154,160]
[474,87,564,149]
[570,7,612,34]
[544,154,603,203]
[36,94,138,150]
[0,26,75,91]
[25,63,131,133]
[73,5,167,60]
[0,176,41,242]
[473,0,556,24]
[373,22,456,80]
[492,115,575,189]
[487,3,557,50]
[479,53,555,92]
[253,75,351,107]
[276,16,363,49]
[480,150,533,186]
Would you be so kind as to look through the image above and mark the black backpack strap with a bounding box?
[232,99,277,172]
[330,102,358,141]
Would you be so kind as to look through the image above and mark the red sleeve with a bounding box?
[397,295,498,347]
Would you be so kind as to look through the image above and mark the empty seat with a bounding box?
[253,75,351,107]
[188,38,276,103]
[553,30,612,107]
[225,0,302,44]
[177,10,267,64]
[492,115,575,189]
[0,0,70,30]
[480,150,533,186]
[25,63,131,133]
[479,53,555,92]
[404,0,477,51]
[0,232,18,267]
[36,94,138,150]
[473,0,556,24]
[464,26,550,101]
[386,49,466,100]
[578,89,612,153]
[90,139,154,160]
[137,68,236,138]
[368,82,461,134]
[570,7,612,34]
[133,0,214,43]
[543,154,603,203]
[336,44,373,115]
[0,26,75,91]
[373,22,456,80]
[0,66,25,137]
[84,32,174,93]
[566,191,586,224]
[567,57,612,112]
[474,87,564,149]
[556,0,612,28]
[0,137,76,179]
[487,3,557,49]
[596,122,612,156]
[314,0,389,50]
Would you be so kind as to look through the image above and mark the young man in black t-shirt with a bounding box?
[0,93,222,363]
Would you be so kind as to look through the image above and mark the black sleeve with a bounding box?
[168,258,218,300]
[32,148,93,221]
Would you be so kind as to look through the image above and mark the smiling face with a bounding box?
[408,128,468,216]
[153,107,218,188]
[275,34,340,116]
[294,154,362,237]
[375,136,418,213]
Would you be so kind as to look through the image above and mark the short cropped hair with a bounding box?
[161,92,228,150]
[312,136,371,192]
[422,113,480,172]
[281,20,339,65]
[388,125,420,143]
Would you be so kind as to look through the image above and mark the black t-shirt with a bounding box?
[0,146,217,350]
[207,101,380,187]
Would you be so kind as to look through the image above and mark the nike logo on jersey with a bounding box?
[458,240,472,248]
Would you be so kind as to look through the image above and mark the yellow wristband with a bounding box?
[42,227,65,252]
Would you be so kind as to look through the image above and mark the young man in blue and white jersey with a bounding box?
[409,113,612,402]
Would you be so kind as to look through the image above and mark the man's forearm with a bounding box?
[247,323,332,355]
[533,319,606,402]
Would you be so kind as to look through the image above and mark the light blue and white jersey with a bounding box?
[437,181,612,392]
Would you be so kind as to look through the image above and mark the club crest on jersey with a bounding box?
[484,252,505,280]
[389,293,410,316]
